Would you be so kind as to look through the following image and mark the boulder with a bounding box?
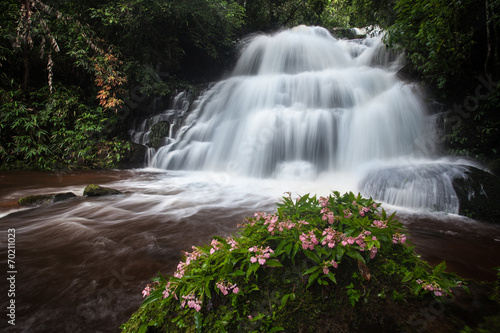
[452,166,500,223]
[118,141,148,169]
[18,192,77,206]
[83,184,122,197]
[148,121,170,149]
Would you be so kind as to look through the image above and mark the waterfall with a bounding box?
[148,26,471,213]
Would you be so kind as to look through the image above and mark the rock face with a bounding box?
[452,166,500,223]
[18,192,77,206]
[83,184,122,197]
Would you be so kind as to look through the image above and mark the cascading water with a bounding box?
[149,25,472,213]
[147,26,476,213]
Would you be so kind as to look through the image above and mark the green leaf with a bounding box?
[247,262,260,277]
[303,249,321,263]
[401,272,414,283]
[345,249,365,263]
[303,265,320,275]
[265,259,283,267]
[280,293,295,308]
[307,270,321,287]
[141,288,163,306]
[433,261,447,275]
[326,272,337,284]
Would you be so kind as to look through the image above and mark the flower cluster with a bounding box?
[142,285,152,297]
[373,220,387,228]
[181,294,202,312]
[299,230,319,250]
[392,233,407,244]
[226,236,239,251]
[341,230,371,249]
[175,246,204,278]
[319,196,329,207]
[249,246,274,265]
[358,206,371,217]
[322,259,338,275]
[163,282,178,300]
[321,208,335,224]
[210,239,223,254]
[216,280,240,295]
[260,213,279,234]
[343,209,353,218]
[416,279,446,297]
[321,227,340,248]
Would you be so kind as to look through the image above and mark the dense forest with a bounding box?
[1,0,499,171]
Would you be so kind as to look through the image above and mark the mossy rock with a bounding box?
[83,184,122,197]
[18,192,77,206]
[118,141,148,169]
[148,121,170,149]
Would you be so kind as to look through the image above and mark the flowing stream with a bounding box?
[1,26,500,332]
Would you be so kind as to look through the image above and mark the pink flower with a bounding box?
[300,230,319,250]
[142,286,151,297]
[359,206,370,216]
[249,246,274,265]
[322,259,338,274]
[322,227,338,248]
[210,239,222,254]
[181,294,202,312]
[233,286,240,294]
[322,211,335,224]
[370,246,378,259]
[373,220,387,228]
[392,233,407,244]
[319,196,329,207]
[226,236,239,251]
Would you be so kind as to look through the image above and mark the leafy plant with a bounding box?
[122,191,467,332]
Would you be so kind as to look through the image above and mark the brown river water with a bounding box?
[1,169,499,332]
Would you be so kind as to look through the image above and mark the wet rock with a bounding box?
[118,142,148,169]
[83,184,122,197]
[18,192,77,206]
[452,166,500,223]
[148,121,170,149]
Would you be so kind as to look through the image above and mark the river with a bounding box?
[1,169,499,332]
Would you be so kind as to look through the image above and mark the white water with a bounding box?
[149,26,474,214]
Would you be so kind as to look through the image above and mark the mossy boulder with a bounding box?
[148,121,170,149]
[118,141,148,169]
[452,166,500,223]
[83,184,122,197]
[18,192,77,206]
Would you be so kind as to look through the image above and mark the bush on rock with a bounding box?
[122,192,473,332]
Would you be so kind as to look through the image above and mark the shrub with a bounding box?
[122,191,468,332]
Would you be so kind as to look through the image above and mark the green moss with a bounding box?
[18,194,53,206]
[83,184,122,197]
[148,121,170,149]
